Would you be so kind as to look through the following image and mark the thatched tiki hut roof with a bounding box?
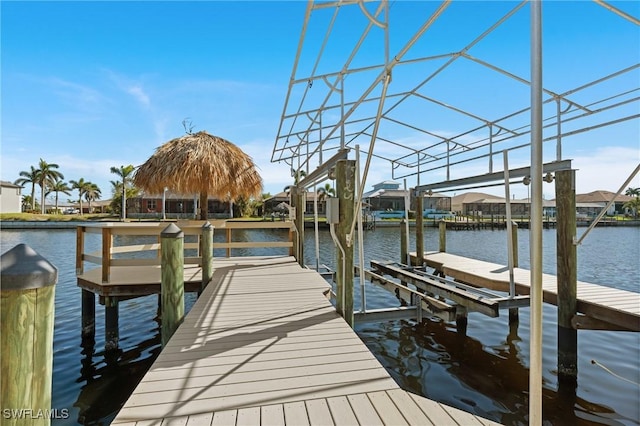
[134,131,263,220]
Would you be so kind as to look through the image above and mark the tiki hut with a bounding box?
[134,131,263,220]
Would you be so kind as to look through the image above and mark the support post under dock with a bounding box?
[81,289,95,339]
[104,296,119,351]
[509,221,520,323]
[556,169,578,382]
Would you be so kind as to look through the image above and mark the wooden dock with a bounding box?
[111,256,501,425]
[414,251,640,332]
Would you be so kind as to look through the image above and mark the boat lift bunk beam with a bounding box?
[370,260,530,318]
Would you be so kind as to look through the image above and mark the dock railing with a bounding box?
[76,221,295,283]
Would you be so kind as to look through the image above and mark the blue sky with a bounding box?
[1,1,639,204]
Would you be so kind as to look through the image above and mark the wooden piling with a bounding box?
[400,219,408,264]
[290,186,298,262]
[295,187,305,267]
[556,169,578,381]
[439,220,446,252]
[509,220,520,323]
[1,244,57,425]
[456,305,468,335]
[415,192,424,266]
[81,289,95,339]
[104,296,119,351]
[336,159,355,327]
[201,222,213,294]
[161,223,185,347]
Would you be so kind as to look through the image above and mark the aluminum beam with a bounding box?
[415,159,572,192]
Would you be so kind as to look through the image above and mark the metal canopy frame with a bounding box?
[272,0,639,190]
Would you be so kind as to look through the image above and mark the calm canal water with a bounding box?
[1,225,638,425]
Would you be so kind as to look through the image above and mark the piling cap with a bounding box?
[161,223,184,238]
[1,244,58,291]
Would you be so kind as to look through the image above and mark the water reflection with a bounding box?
[75,324,161,424]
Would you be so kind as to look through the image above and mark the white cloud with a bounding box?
[572,146,640,194]
[127,85,151,108]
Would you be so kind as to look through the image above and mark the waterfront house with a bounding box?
[128,191,232,219]
[363,181,451,218]
[0,181,22,213]
[452,192,556,217]
[575,190,634,215]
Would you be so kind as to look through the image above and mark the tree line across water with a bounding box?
[12,161,277,218]
[13,160,136,216]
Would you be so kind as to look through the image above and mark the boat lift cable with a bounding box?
[591,359,640,387]
[356,145,367,313]
[314,183,320,271]
[348,71,392,247]
[503,151,516,299]
[329,222,346,316]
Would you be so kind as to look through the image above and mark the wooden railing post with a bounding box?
[76,226,85,275]
[439,220,447,252]
[1,244,57,424]
[288,226,294,256]
[161,223,185,347]
[226,227,232,258]
[201,222,213,294]
[101,227,112,283]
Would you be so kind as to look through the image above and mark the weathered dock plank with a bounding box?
[112,256,501,425]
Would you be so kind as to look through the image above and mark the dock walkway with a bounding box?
[112,256,500,425]
[416,251,640,331]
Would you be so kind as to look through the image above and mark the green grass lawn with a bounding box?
[0,213,116,222]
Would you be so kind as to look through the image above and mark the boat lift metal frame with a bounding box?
[272,3,638,423]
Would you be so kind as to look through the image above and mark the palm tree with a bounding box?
[14,166,39,212]
[625,187,640,197]
[292,168,307,185]
[35,158,64,214]
[623,197,640,219]
[110,165,135,220]
[47,178,71,214]
[109,180,139,217]
[317,182,335,201]
[70,178,89,215]
[84,183,101,214]
[21,195,37,213]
